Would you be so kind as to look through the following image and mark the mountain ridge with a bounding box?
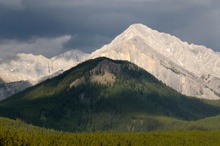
[1,23,220,100]
[0,50,89,99]
[90,23,220,99]
[1,57,220,132]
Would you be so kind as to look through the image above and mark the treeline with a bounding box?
[1,124,220,146]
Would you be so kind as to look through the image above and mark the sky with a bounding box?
[0,0,220,59]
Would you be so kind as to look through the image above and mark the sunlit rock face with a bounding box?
[0,50,89,84]
[0,50,89,99]
[91,24,220,99]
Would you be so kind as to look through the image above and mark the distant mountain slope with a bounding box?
[91,24,220,99]
[0,81,31,101]
[0,50,89,99]
[0,57,220,132]
[0,50,89,84]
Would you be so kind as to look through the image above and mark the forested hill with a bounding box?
[0,57,220,132]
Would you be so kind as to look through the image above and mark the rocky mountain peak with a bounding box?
[91,23,220,99]
[128,23,154,34]
[51,50,88,61]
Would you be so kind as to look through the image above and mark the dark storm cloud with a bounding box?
[63,34,111,52]
[0,0,220,58]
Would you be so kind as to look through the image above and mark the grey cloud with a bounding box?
[0,35,71,59]
[63,35,111,53]
[0,0,220,58]
[175,7,220,49]
[0,0,23,9]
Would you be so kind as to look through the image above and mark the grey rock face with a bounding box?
[0,81,32,100]
[0,50,89,99]
[0,50,89,84]
[91,24,220,99]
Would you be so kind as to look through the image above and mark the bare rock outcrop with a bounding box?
[91,24,220,99]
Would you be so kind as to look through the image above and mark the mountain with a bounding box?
[1,23,220,100]
[0,57,220,132]
[0,50,89,84]
[0,50,89,99]
[91,23,220,99]
[0,81,31,100]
